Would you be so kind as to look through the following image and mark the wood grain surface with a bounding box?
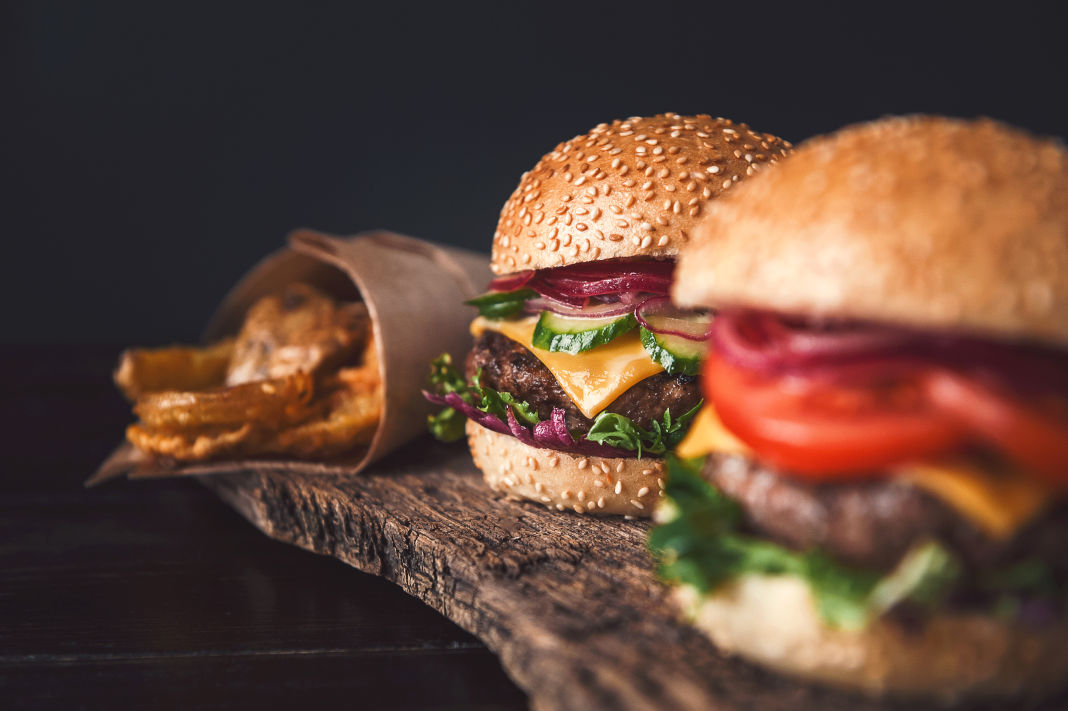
[201,439,1063,711]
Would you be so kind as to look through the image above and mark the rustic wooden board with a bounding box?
[202,439,1065,711]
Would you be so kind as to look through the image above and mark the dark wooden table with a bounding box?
[1,345,528,709]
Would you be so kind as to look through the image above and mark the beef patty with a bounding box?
[466,330,702,437]
[702,452,1068,574]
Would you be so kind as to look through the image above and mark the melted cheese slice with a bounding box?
[896,461,1049,540]
[675,404,1051,539]
[675,404,751,459]
[471,316,664,419]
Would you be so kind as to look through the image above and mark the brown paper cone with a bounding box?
[88,230,491,485]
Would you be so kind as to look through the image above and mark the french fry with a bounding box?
[114,339,235,401]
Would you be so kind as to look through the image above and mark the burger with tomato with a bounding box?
[652,116,1068,699]
[425,113,791,515]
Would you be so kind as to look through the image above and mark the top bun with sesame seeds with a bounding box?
[491,113,791,274]
[423,113,792,518]
[673,115,1068,348]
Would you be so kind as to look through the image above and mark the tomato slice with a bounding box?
[704,353,967,477]
[924,371,1068,487]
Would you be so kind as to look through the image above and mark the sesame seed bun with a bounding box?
[673,574,1068,701]
[467,420,664,517]
[673,116,1068,348]
[491,113,791,274]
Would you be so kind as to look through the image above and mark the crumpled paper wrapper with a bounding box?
[90,229,491,484]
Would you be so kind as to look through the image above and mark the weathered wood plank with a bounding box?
[202,439,1064,711]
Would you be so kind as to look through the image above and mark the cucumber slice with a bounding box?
[532,312,637,354]
[465,288,536,319]
[640,326,706,375]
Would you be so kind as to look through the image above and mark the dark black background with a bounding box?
[4,1,1067,344]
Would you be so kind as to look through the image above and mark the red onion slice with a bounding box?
[710,310,1068,399]
[711,311,919,372]
[540,273,671,297]
[635,297,713,341]
[528,279,588,308]
[487,270,535,292]
[525,298,635,319]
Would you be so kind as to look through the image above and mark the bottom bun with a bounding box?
[674,574,1068,701]
[466,420,664,516]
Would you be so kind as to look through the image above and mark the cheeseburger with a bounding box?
[426,114,791,515]
[653,116,1068,699]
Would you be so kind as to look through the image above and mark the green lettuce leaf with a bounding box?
[649,456,962,630]
[586,401,702,457]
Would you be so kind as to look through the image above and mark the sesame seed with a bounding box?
[597,497,606,509]
[638,487,650,497]
[535,482,544,493]
[562,489,571,500]
[573,504,586,514]
[642,469,653,476]
[614,481,623,495]
[631,500,645,510]
[549,456,559,468]
[577,490,586,502]
[599,461,610,474]
[593,479,604,488]
[640,235,653,248]
[578,458,589,469]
